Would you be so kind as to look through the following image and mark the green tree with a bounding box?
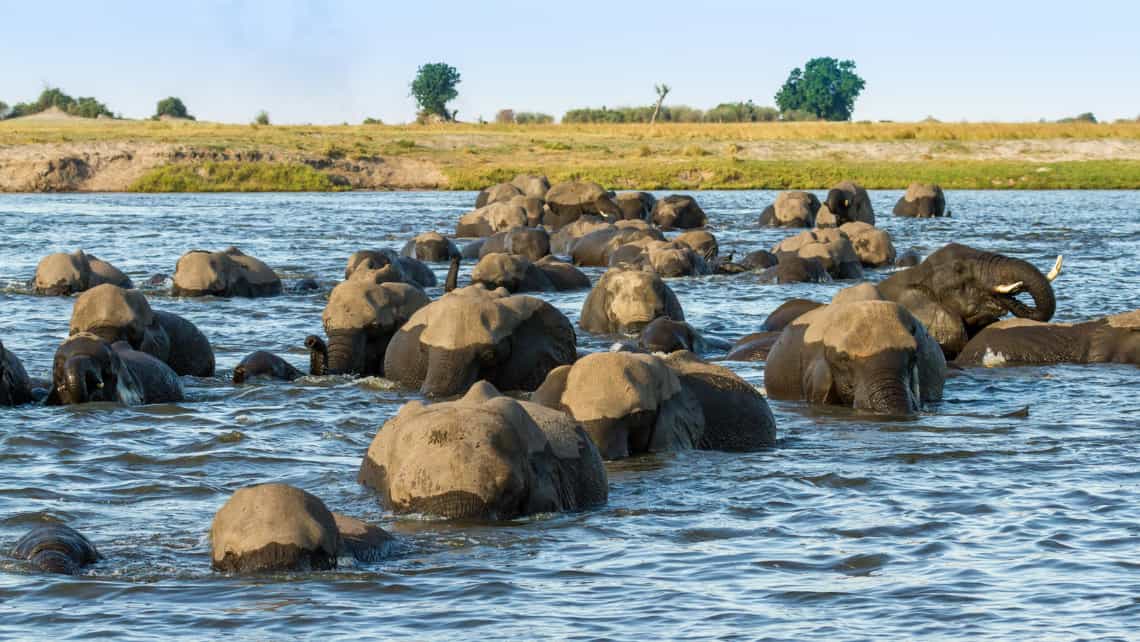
[155,96,194,120]
[410,63,461,121]
[254,110,270,125]
[775,57,865,121]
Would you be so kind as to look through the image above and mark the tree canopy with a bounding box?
[775,58,865,121]
[4,87,114,119]
[155,97,194,120]
[410,63,461,121]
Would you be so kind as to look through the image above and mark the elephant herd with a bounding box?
[4,176,1138,576]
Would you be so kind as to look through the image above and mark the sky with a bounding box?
[2,0,1138,125]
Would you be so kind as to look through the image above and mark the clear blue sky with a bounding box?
[2,0,1137,124]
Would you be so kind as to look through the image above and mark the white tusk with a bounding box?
[993,281,1023,294]
[1046,255,1062,282]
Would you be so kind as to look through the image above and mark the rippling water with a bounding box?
[0,191,1137,640]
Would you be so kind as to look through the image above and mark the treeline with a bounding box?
[1,88,115,120]
[561,101,819,124]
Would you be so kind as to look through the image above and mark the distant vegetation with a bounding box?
[775,57,866,121]
[363,117,384,125]
[411,62,461,122]
[1057,112,1097,124]
[561,101,814,124]
[131,161,345,192]
[495,109,555,124]
[254,111,270,125]
[154,97,194,120]
[1,87,114,119]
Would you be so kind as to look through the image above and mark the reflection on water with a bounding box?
[0,190,1137,640]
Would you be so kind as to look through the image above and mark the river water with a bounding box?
[0,191,1137,640]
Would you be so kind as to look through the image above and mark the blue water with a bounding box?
[0,190,1137,640]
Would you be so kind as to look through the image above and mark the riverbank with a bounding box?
[3,119,1140,191]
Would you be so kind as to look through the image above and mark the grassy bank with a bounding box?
[4,118,1140,191]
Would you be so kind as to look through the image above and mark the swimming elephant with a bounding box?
[772,228,863,280]
[70,284,215,377]
[765,299,946,415]
[615,191,656,220]
[233,351,303,384]
[33,250,132,295]
[759,191,821,227]
[815,181,874,227]
[651,194,708,229]
[345,249,436,289]
[401,232,461,262]
[307,279,430,377]
[172,247,282,297]
[549,216,614,254]
[210,483,393,572]
[11,524,100,575]
[608,240,711,278]
[358,381,607,519]
[569,221,665,267]
[757,255,831,284]
[477,226,551,261]
[955,311,1140,367]
[544,180,621,228]
[725,298,825,361]
[894,183,947,218]
[383,285,577,397]
[533,352,705,459]
[639,317,705,354]
[839,222,896,267]
[877,243,1061,358]
[510,173,551,200]
[1,340,34,406]
[579,268,685,335]
[661,351,778,450]
[45,334,184,405]
[470,253,589,293]
[456,201,529,237]
[475,181,523,207]
[673,230,719,262]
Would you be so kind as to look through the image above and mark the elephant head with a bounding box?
[33,250,132,295]
[45,334,145,405]
[307,279,429,377]
[11,524,100,575]
[401,232,460,263]
[893,183,947,218]
[172,247,282,297]
[478,226,551,262]
[470,253,555,293]
[765,300,946,415]
[358,381,607,519]
[579,268,685,335]
[70,284,171,361]
[878,243,1062,357]
[210,483,341,572]
[345,249,436,288]
[1,340,34,407]
[383,286,577,397]
[818,181,874,226]
[651,195,708,229]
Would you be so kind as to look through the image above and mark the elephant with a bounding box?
[306,279,430,377]
[471,253,589,293]
[615,191,656,220]
[533,352,705,459]
[579,268,685,335]
[759,191,820,227]
[1,340,34,406]
[33,250,132,295]
[608,240,710,278]
[877,243,1062,358]
[638,317,707,354]
[661,351,778,450]
[549,216,613,254]
[233,351,303,384]
[815,181,874,227]
[510,174,551,200]
[651,194,708,229]
[772,228,863,279]
[45,334,184,405]
[839,222,896,267]
[894,183,947,218]
[70,284,215,377]
[475,181,523,207]
[401,232,460,262]
[757,255,830,284]
[383,285,577,397]
[725,298,824,362]
[478,226,551,261]
[719,249,779,274]
[765,300,946,415]
[955,311,1140,367]
[358,381,607,519]
[345,249,436,289]
[172,247,281,297]
[569,221,664,267]
[456,201,528,237]
[544,180,621,228]
[673,230,719,262]
[210,483,393,572]
[895,249,922,268]
[11,524,100,575]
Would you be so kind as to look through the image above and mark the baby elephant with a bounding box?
[46,334,184,406]
[11,524,100,575]
[233,351,303,384]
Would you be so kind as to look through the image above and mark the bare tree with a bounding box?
[649,83,671,126]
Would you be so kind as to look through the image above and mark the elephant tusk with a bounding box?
[1046,255,1063,282]
[993,281,1023,294]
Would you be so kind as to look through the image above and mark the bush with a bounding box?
[155,97,193,120]
[5,87,114,119]
[780,109,820,122]
[254,111,270,125]
[495,109,516,124]
[704,101,779,123]
[363,117,383,125]
[515,112,554,125]
[1057,112,1097,124]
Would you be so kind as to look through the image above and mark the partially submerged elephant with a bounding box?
[358,381,607,519]
[384,285,577,397]
[172,247,282,297]
[456,201,529,237]
[233,351,303,384]
[955,311,1140,367]
[401,232,461,262]
[70,284,215,377]
[725,298,824,362]
[477,226,551,261]
[651,195,708,229]
[569,221,665,267]
[45,334,184,405]
[345,249,436,289]
[307,279,430,377]
[579,268,685,335]
[878,243,1061,358]
[1,340,34,406]
[33,250,132,295]
[544,180,621,228]
[765,299,946,415]
[815,181,874,227]
[772,228,863,280]
[11,524,100,575]
[894,183,947,218]
[615,191,656,220]
[759,191,820,228]
[470,253,589,293]
[210,483,394,572]
[661,351,777,450]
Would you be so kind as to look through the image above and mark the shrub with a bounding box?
[0,100,7,118]
[704,101,778,123]
[495,109,516,124]
[780,109,820,122]
[4,87,114,119]
[363,117,383,125]
[254,111,270,125]
[1057,112,1097,124]
[155,97,194,120]
[515,112,554,124]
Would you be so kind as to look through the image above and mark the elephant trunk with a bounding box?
[421,346,479,398]
[305,335,328,376]
[59,356,101,405]
[986,255,1056,322]
[324,330,367,376]
[445,256,460,292]
[853,357,919,416]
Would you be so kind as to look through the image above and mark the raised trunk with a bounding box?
[987,256,1056,323]
[324,330,366,376]
[421,347,478,397]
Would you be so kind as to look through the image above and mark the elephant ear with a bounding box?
[801,356,835,405]
[894,289,967,357]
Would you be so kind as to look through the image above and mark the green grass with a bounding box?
[130,161,348,192]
